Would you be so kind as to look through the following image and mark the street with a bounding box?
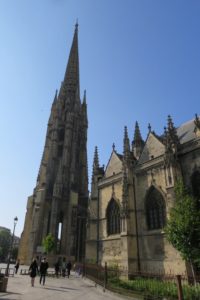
[0,265,135,300]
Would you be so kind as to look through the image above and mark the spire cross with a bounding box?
[112,143,115,151]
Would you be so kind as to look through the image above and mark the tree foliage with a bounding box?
[11,247,18,261]
[165,178,200,266]
[42,233,55,254]
[0,229,11,262]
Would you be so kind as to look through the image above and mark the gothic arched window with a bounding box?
[191,171,200,200]
[106,199,120,235]
[146,187,166,230]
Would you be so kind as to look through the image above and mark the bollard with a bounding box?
[176,274,184,300]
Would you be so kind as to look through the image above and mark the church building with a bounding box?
[19,24,200,276]
[86,115,200,275]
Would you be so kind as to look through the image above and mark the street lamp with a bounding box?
[6,217,18,276]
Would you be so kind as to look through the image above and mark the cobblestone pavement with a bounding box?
[0,264,139,300]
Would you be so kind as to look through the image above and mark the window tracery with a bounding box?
[146,187,166,230]
[107,199,120,235]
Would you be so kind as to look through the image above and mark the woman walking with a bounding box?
[29,258,38,287]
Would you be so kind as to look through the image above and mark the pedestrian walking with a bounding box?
[39,257,49,285]
[62,258,66,277]
[15,259,20,274]
[29,258,38,287]
[66,261,72,278]
[55,260,60,277]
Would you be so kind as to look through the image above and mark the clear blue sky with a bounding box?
[0,0,200,237]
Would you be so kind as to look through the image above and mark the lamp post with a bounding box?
[6,217,18,276]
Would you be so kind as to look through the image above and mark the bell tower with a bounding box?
[19,24,88,264]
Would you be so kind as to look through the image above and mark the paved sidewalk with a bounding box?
[0,266,139,300]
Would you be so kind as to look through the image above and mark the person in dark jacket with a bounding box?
[39,257,49,285]
[54,260,60,278]
[66,261,72,278]
[15,259,20,274]
[29,259,38,287]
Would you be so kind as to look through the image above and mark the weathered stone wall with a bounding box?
[18,196,34,265]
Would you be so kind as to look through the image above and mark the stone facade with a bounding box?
[18,24,200,275]
[86,116,200,276]
[19,24,88,265]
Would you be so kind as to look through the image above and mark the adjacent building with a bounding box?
[86,116,200,275]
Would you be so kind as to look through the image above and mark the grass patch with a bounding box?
[108,277,200,300]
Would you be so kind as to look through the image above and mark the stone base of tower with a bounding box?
[18,196,34,265]
[85,240,98,264]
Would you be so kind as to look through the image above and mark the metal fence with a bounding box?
[76,262,200,300]
[0,267,15,277]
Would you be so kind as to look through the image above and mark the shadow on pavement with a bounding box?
[43,286,79,293]
[0,291,21,299]
[60,286,79,291]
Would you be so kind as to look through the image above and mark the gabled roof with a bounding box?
[104,151,123,178]
[138,132,165,164]
[177,118,197,144]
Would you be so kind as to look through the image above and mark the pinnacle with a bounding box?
[93,146,100,170]
[61,24,80,99]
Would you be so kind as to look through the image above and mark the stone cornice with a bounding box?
[178,138,200,156]
[98,172,122,188]
[135,156,164,173]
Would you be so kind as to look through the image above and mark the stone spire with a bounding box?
[81,90,87,130]
[123,126,130,164]
[53,89,58,105]
[132,121,144,159]
[18,25,88,264]
[121,126,130,223]
[61,22,80,99]
[164,115,179,152]
[122,127,130,220]
[92,146,100,176]
[91,146,104,194]
[83,89,86,105]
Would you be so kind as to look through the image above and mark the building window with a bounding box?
[106,199,120,235]
[146,187,166,230]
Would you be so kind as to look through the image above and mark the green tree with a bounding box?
[0,229,11,262]
[11,247,18,261]
[165,178,200,281]
[42,233,55,254]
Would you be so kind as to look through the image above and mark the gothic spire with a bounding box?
[167,115,179,145]
[48,90,58,126]
[92,146,100,176]
[62,23,80,99]
[148,123,151,133]
[83,89,87,105]
[123,126,130,163]
[194,113,200,130]
[122,127,130,218]
[132,121,144,159]
[53,89,58,105]
[164,115,179,158]
[81,90,88,128]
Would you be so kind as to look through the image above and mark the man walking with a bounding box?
[66,261,72,278]
[39,258,49,285]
